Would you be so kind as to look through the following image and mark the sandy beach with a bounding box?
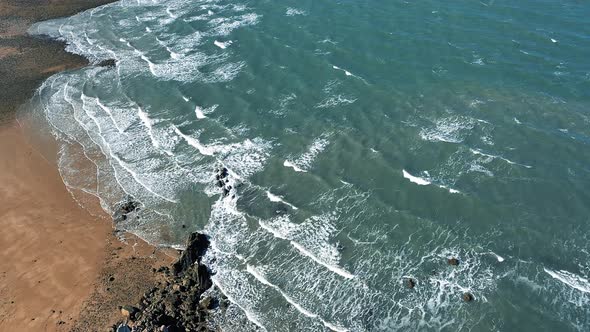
[0,1,180,330]
[0,123,175,331]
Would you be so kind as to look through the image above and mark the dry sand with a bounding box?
[0,123,175,331]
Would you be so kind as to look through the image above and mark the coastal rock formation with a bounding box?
[172,233,210,276]
[117,232,216,332]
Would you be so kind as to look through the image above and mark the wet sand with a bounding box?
[0,0,178,330]
[0,0,115,124]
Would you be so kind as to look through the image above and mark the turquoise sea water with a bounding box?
[23,0,590,330]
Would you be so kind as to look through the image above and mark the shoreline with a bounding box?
[0,0,116,124]
[0,0,195,330]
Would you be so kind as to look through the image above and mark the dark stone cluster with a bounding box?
[115,233,221,332]
[113,199,140,223]
[403,257,475,302]
[215,166,233,197]
[97,59,117,67]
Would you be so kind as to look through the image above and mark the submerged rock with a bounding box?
[97,59,117,67]
[406,278,416,289]
[113,199,140,223]
[447,257,460,266]
[462,292,474,302]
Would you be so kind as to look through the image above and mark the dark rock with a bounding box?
[216,180,224,188]
[462,292,474,302]
[97,59,117,67]
[448,257,460,266]
[113,199,140,223]
[130,232,215,332]
[172,233,210,276]
[222,188,230,196]
[406,278,416,289]
[120,305,140,320]
[219,167,228,178]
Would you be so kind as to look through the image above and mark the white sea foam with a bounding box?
[470,148,532,169]
[283,160,305,172]
[214,40,233,49]
[316,95,357,109]
[284,136,329,173]
[286,8,307,16]
[212,279,268,331]
[290,241,355,280]
[246,265,347,332]
[172,125,215,156]
[490,252,505,262]
[266,191,298,210]
[544,268,590,294]
[419,116,475,144]
[332,65,353,76]
[137,106,160,149]
[259,214,353,279]
[195,106,207,119]
[402,169,431,186]
[403,170,460,194]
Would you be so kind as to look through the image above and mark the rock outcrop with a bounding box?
[116,232,216,332]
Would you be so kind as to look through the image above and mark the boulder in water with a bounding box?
[98,59,117,67]
[462,292,474,302]
[113,199,140,223]
[448,257,460,266]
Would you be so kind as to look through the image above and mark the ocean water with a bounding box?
[21,0,590,330]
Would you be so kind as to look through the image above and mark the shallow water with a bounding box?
[22,0,590,330]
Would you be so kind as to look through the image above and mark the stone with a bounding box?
[120,305,140,320]
[97,59,117,67]
[172,233,210,276]
[448,257,460,266]
[113,199,140,223]
[462,292,474,302]
[406,278,416,289]
[198,296,213,310]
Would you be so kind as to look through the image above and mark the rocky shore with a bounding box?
[110,232,220,332]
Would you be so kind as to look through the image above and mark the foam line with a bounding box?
[214,40,232,49]
[172,125,214,156]
[283,160,306,172]
[290,241,355,280]
[266,190,298,210]
[257,221,354,279]
[470,148,532,169]
[332,65,353,76]
[81,95,178,203]
[402,169,431,185]
[212,279,268,331]
[95,97,124,133]
[246,265,348,332]
[544,268,590,293]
